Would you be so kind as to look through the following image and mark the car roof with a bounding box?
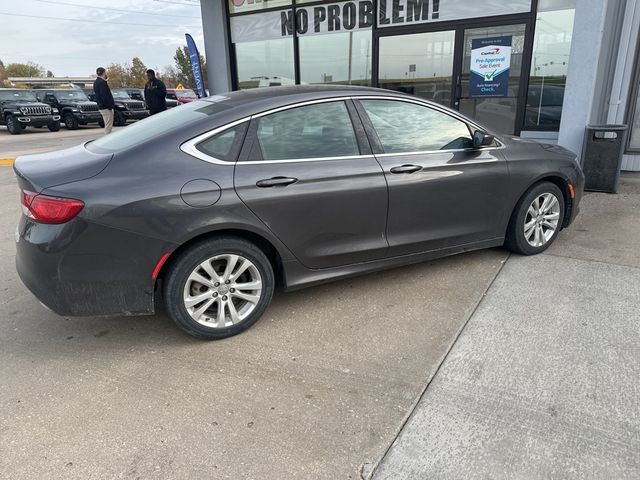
[197,85,432,120]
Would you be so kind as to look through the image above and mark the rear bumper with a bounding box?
[15,215,174,317]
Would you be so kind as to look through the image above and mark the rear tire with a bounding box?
[6,115,21,135]
[163,237,275,340]
[48,121,60,132]
[63,113,79,130]
[505,182,565,255]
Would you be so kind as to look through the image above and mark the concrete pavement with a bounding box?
[368,174,640,479]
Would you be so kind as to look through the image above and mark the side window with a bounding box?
[196,122,248,162]
[253,101,360,160]
[360,100,474,153]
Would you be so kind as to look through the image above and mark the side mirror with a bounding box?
[473,130,495,148]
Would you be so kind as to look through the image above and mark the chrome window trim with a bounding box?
[240,154,375,165]
[180,116,251,165]
[180,94,504,165]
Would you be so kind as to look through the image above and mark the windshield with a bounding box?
[86,98,233,153]
[0,90,37,102]
[112,90,131,99]
[176,90,197,99]
[54,90,89,101]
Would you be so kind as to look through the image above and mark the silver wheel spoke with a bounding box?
[222,255,239,282]
[215,298,226,326]
[228,259,251,283]
[232,291,260,304]
[200,259,222,284]
[524,219,536,238]
[534,225,543,246]
[188,271,216,289]
[191,298,215,320]
[544,196,559,214]
[234,279,262,291]
[227,300,240,324]
[185,291,213,308]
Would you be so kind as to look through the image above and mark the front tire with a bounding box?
[63,113,79,130]
[6,115,21,135]
[163,237,275,340]
[48,121,60,132]
[505,182,565,255]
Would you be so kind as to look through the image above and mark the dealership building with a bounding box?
[199,0,640,171]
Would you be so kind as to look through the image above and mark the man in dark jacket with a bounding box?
[93,67,115,134]
[144,69,167,115]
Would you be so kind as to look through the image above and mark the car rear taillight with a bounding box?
[21,190,84,224]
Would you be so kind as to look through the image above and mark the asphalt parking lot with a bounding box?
[0,124,104,158]
[1,130,638,479]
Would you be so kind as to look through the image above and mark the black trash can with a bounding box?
[581,124,628,193]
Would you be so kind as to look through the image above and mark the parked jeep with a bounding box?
[85,88,149,126]
[122,88,180,109]
[33,89,102,130]
[0,89,61,134]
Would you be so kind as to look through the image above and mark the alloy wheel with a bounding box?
[183,254,263,328]
[524,192,561,247]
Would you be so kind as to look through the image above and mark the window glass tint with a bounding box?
[299,31,372,86]
[86,99,233,153]
[196,123,247,161]
[255,101,359,160]
[524,1,575,130]
[360,100,473,153]
[234,38,295,89]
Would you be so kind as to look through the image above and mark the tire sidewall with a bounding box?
[6,115,20,134]
[48,121,60,132]
[63,113,78,130]
[509,182,565,255]
[163,237,275,340]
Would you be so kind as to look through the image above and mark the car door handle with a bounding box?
[256,177,298,188]
[390,164,422,174]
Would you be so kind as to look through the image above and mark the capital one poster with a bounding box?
[469,36,512,97]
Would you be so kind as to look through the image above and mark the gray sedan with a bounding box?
[14,86,584,339]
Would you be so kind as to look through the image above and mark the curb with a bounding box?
[361,253,511,479]
[0,158,15,166]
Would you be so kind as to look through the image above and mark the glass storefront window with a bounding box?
[524,0,575,130]
[299,31,372,86]
[235,38,295,89]
[229,0,292,15]
[378,30,455,106]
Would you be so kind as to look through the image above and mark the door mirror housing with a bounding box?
[472,130,495,148]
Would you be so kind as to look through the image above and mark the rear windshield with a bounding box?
[0,90,37,101]
[85,98,232,153]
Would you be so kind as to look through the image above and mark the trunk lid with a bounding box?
[13,143,113,193]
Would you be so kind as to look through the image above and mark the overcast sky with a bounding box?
[0,0,204,77]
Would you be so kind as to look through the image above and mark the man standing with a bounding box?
[144,69,167,115]
[93,67,114,134]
